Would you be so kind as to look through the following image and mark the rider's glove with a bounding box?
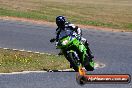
[76,34,81,40]
[73,32,81,40]
[50,38,56,43]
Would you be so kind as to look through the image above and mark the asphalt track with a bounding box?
[0,19,132,88]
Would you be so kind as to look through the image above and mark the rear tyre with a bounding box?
[85,64,94,71]
[84,56,94,71]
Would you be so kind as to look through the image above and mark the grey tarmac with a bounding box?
[0,19,132,88]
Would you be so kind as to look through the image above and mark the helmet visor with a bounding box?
[56,20,65,27]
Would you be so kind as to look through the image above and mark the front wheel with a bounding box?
[67,51,80,72]
[76,75,87,85]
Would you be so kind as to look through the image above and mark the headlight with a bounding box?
[62,40,68,45]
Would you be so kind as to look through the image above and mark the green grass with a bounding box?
[0,0,132,30]
[0,0,132,72]
[0,48,69,73]
[0,8,51,21]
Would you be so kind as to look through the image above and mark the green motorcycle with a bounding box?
[50,35,94,72]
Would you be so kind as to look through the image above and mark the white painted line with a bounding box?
[48,70,54,72]
[42,53,51,55]
[12,49,18,51]
[0,71,47,75]
[27,51,32,53]
[19,49,25,52]
[3,48,9,50]
[0,47,54,56]
[34,52,40,54]
[23,71,47,73]
[47,54,51,55]
[61,69,74,71]
[40,53,45,55]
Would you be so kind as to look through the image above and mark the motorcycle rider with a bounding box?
[51,16,94,60]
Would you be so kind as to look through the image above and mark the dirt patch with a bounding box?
[0,16,56,27]
[0,16,127,32]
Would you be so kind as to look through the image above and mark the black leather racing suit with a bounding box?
[55,22,94,59]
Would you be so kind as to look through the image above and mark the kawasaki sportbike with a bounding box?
[50,35,94,72]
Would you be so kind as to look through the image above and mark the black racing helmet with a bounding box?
[56,16,66,27]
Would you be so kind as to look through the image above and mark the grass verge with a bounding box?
[0,0,132,30]
[0,48,69,73]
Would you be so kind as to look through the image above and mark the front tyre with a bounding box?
[67,52,80,72]
[76,75,87,85]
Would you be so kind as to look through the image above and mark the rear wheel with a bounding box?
[84,55,94,71]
